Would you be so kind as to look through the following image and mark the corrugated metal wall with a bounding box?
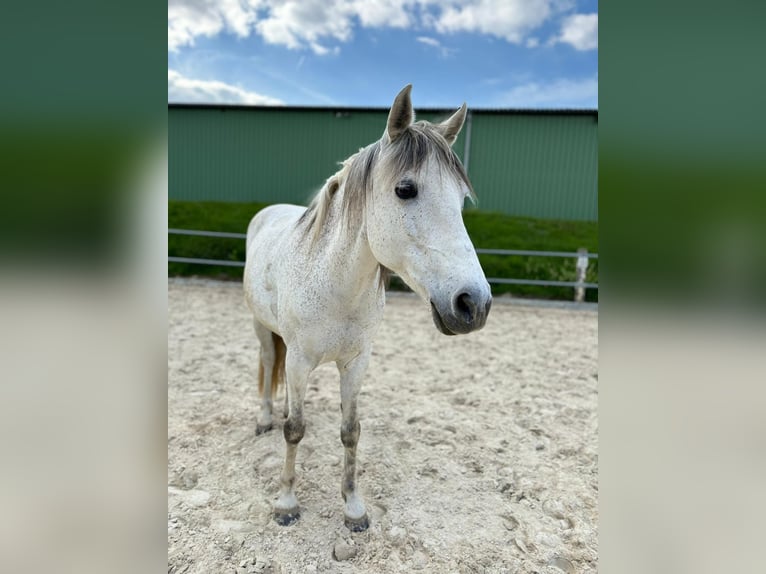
[468,112,598,220]
[169,105,596,221]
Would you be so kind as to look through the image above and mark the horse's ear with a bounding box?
[385,84,413,142]
[436,103,467,146]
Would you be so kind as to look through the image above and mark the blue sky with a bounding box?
[168,1,597,109]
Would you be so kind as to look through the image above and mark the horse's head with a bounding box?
[366,85,492,335]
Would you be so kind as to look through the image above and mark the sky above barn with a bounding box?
[168,0,598,109]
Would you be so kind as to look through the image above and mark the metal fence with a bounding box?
[168,229,598,297]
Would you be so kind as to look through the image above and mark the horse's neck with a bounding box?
[317,186,381,300]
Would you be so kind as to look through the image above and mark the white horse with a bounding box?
[244,85,492,531]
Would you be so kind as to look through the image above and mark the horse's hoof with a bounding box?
[274,509,300,526]
[344,514,370,532]
[256,422,273,435]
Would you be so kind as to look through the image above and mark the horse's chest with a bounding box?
[289,297,384,362]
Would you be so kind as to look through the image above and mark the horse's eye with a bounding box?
[395,181,418,200]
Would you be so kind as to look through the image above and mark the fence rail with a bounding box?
[168,256,246,267]
[168,228,598,297]
[169,228,248,239]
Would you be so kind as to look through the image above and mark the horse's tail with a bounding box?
[258,332,287,398]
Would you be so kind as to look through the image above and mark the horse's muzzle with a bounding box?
[430,288,492,335]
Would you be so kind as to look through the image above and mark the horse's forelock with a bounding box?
[384,122,474,198]
[299,121,474,247]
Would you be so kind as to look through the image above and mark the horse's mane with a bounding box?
[298,121,475,248]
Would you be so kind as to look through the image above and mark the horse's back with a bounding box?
[246,204,306,251]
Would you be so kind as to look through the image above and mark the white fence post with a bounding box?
[575,248,589,302]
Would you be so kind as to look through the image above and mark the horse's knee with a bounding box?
[283,417,305,445]
[341,420,361,448]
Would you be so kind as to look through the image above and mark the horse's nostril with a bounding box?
[455,292,476,323]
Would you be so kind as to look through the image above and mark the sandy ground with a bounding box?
[168,279,598,574]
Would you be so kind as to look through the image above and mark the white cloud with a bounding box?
[416,36,441,48]
[168,0,261,52]
[554,13,598,50]
[500,76,598,108]
[431,0,565,44]
[169,0,412,55]
[168,69,285,105]
[415,35,456,58]
[352,0,412,28]
[168,0,582,53]
[255,1,354,54]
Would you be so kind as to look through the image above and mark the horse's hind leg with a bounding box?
[337,351,372,532]
[254,321,278,435]
[273,348,312,526]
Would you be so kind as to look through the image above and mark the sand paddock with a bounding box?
[168,279,597,574]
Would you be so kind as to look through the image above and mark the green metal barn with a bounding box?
[169,104,597,221]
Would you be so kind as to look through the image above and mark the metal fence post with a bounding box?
[575,248,589,302]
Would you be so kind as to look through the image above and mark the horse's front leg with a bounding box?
[273,348,312,526]
[337,350,372,532]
